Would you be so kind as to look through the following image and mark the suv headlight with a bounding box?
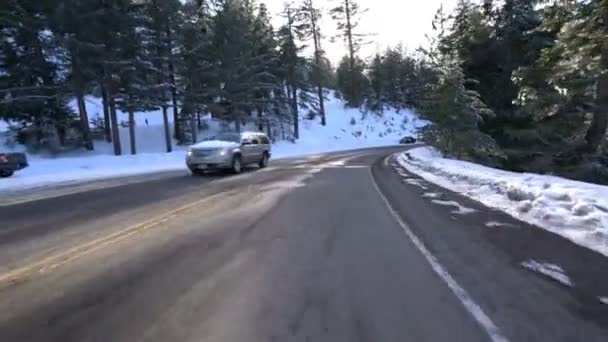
[218,149,228,156]
[187,149,193,157]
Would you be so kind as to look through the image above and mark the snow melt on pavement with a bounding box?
[430,199,477,215]
[398,147,608,257]
[521,260,573,287]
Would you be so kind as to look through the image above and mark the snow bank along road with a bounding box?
[0,147,606,342]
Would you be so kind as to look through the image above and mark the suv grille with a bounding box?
[193,150,216,158]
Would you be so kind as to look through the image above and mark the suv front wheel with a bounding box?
[231,155,242,174]
[259,152,269,168]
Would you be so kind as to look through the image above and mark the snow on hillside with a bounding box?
[73,96,170,127]
[398,147,608,257]
[0,94,424,192]
[274,96,423,157]
[69,95,422,156]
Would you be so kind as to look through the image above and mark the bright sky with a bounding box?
[264,0,457,64]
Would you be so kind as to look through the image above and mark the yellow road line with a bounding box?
[0,191,231,289]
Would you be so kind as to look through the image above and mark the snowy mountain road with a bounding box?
[0,147,606,342]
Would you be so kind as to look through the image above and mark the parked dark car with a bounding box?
[399,136,417,144]
[0,152,28,177]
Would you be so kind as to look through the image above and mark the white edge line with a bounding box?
[370,155,510,342]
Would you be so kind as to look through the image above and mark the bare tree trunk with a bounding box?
[128,108,136,155]
[585,72,608,152]
[266,120,271,139]
[170,71,180,141]
[107,87,122,156]
[317,86,326,125]
[584,13,608,153]
[291,85,299,139]
[76,91,94,150]
[166,23,181,142]
[152,0,172,154]
[345,0,356,102]
[101,84,112,142]
[285,7,300,139]
[308,3,326,125]
[191,112,198,144]
[235,112,242,133]
[162,106,172,153]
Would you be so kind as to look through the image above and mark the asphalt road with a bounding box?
[0,146,606,342]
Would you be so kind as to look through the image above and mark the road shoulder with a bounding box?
[372,153,608,341]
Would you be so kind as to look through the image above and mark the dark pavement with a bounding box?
[0,147,606,342]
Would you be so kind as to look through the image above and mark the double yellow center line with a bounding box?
[0,191,229,290]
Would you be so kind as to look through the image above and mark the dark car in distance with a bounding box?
[0,152,28,177]
[399,136,417,144]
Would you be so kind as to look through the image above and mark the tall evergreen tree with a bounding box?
[277,4,305,139]
[0,0,75,151]
[545,0,608,153]
[366,53,386,113]
[178,0,213,143]
[335,55,367,107]
[330,0,368,107]
[96,0,148,156]
[250,3,281,131]
[421,56,497,161]
[140,0,182,152]
[420,6,498,162]
[209,0,278,133]
[297,0,327,125]
[52,0,104,151]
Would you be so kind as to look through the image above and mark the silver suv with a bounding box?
[186,132,271,175]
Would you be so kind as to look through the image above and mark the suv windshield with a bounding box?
[213,133,241,143]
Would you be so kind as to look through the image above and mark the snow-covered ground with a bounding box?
[398,147,608,257]
[0,95,424,192]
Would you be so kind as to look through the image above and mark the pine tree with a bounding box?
[208,0,279,134]
[381,46,418,110]
[366,54,385,113]
[166,1,183,143]
[297,0,327,125]
[437,0,549,169]
[489,0,544,115]
[250,3,281,132]
[178,0,213,143]
[140,0,182,152]
[53,0,103,151]
[0,0,75,151]
[96,0,147,156]
[545,0,608,153]
[335,55,367,107]
[421,56,497,161]
[114,1,156,155]
[277,4,305,139]
[330,0,369,107]
[421,6,498,162]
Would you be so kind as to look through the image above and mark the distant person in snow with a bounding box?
[145,119,149,126]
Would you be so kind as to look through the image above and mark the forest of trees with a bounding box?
[1,0,607,183]
[0,0,337,154]
[414,0,608,183]
[351,0,608,183]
